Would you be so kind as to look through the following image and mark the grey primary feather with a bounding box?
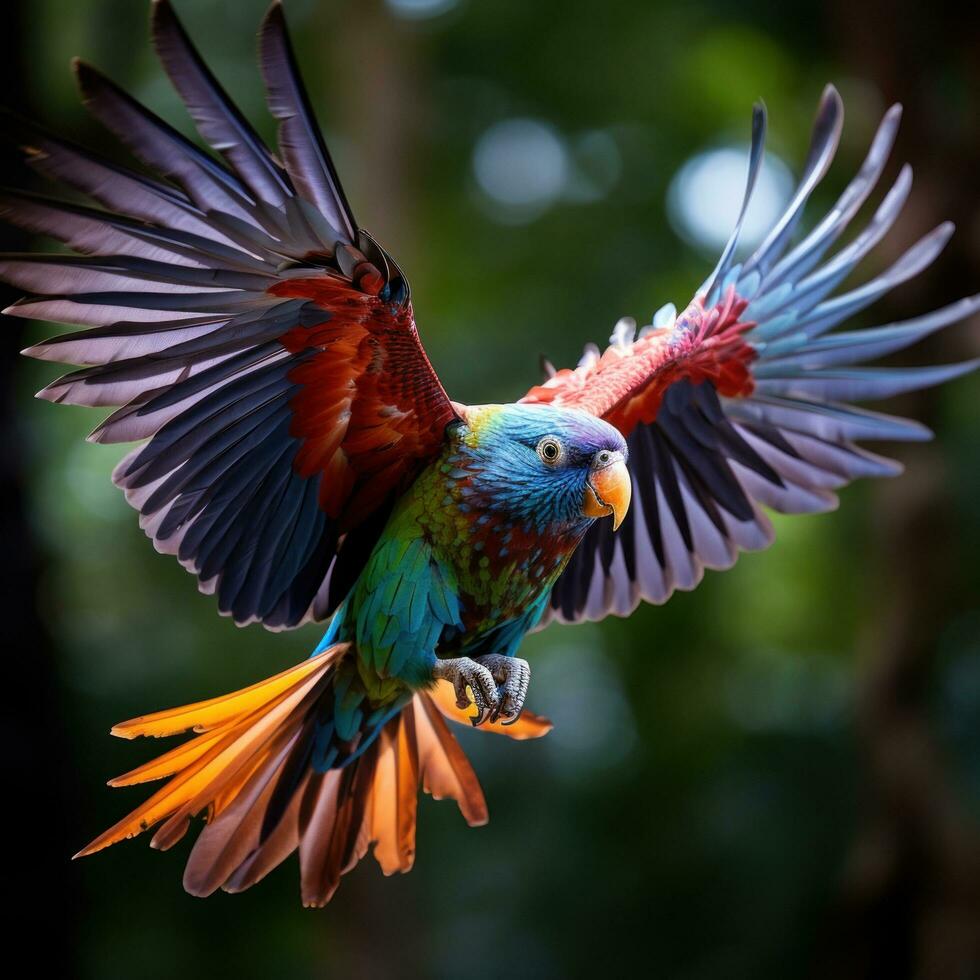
[73,59,260,228]
[258,1,357,245]
[700,101,767,300]
[763,104,903,290]
[14,123,238,246]
[741,85,844,281]
[151,0,293,209]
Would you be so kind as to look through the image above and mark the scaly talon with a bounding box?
[474,654,530,724]
[432,655,531,726]
[501,662,531,726]
[432,657,500,725]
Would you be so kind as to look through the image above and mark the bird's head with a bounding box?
[455,404,631,533]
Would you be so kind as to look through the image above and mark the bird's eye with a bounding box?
[537,436,563,465]
[596,450,612,467]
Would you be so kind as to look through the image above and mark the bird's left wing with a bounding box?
[523,87,979,626]
[3,0,459,630]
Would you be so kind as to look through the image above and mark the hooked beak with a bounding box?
[583,452,631,530]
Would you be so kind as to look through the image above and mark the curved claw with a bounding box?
[500,705,525,727]
[470,705,493,727]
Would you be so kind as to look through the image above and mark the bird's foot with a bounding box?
[476,654,530,726]
[431,655,530,727]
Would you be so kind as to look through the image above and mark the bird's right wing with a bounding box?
[2,0,459,630]
[524,87,978,626]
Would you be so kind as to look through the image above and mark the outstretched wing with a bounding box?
[524,86,979,626]
[3,0,459,629]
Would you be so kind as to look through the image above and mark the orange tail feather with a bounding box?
[76,647,551,906]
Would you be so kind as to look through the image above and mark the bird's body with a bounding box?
[5,0,977,907]
[307,403,627,767]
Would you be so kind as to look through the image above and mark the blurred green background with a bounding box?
[2,0,978,977]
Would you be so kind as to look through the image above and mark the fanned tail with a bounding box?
[76,645,551,907]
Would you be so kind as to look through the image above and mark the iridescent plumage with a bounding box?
[5,0,976,905]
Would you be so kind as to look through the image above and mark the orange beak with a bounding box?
[583,453,631,530]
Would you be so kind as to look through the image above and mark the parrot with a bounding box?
[4,0,977,907]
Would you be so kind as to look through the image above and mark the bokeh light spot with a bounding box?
[385,0,461,21]
[472,118,569,222]
[667,144,794,253]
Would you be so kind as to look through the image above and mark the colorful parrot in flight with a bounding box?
[4,0,977,906]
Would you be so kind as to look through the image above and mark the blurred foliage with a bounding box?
[6,0,978,977]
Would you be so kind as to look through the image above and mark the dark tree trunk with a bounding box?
[820,2,980,977]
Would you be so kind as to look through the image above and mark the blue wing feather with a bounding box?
[545,86,977,627]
